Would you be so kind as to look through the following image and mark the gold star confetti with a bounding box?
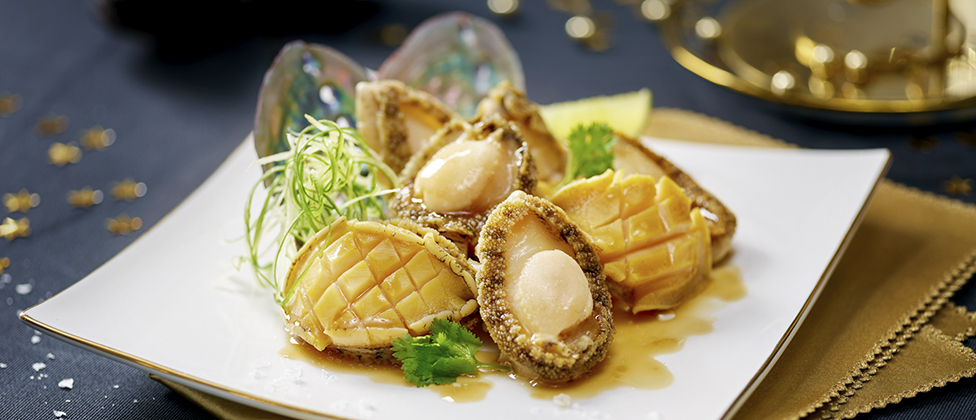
[0,257,9,275]
[0,94,21,117]
[3,189,40,213]
[110,179,147,201]
[0,217,31,241]
[943,176,973,197]
[48,142,82,166]
[908,135,937,153]
[36,115,69,136]
[106,214,142,235]
[67,187,104,209]
[957,131,976,147]
[378,24,407,47]
[549,0,593,15]
[80,125,116,151]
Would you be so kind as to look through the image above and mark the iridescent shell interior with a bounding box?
[378,12,525,118]
[254,41,369,159]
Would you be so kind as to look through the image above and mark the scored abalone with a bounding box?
[476,191,613,383]
[550,170,711,313]
[613,135,736,264]
[391,117,537,254]
[281,217,478,360]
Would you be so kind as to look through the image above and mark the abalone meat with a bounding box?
[392,117,537,254]
[614,135,736,264]
[550,170,712,313]
[356,80,459,173]
[282,217,478,360]
[474,81,568,192]
[476,191,613,383]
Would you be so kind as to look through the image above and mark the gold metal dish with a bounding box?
[654,0,976,119]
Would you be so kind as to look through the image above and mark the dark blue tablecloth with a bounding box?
[2,0,975,419]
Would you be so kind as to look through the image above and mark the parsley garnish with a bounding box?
[560,122,616,187]
[392,319,509,387]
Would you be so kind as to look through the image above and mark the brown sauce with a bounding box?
[281,264,744,403]
[527,264,745,399]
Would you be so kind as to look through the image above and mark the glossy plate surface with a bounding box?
[21,137,890,420]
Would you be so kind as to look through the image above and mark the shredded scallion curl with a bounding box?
[244,115,398,304]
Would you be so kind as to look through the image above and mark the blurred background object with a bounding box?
[657,0,976,123]
[96,0,381,60]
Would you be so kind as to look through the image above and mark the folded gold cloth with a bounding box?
[158,109,976,419]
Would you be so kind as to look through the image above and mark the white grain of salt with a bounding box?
[16,283,32,295]
[58,378,74,390]
[32,362,46,371]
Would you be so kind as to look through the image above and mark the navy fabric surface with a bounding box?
[1,0,975,419]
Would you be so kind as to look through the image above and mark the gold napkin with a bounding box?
[158,109,976,419]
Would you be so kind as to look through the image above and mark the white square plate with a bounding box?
[21,136,890,420]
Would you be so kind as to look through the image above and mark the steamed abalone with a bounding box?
[550,170,711,313]
[391,118,537,253]
[474,81,568,192]
[355,80,459,173]
[613,135,736,264]
[282,217,478,359]
[476,191,613,383]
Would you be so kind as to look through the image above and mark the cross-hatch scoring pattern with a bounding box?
[552,171,711,312]
[296,228,473,348]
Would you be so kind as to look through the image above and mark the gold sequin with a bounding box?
[943,176,973,197]
[67,187,104,209]
[379,24,407,47]
[957,131,976,147]
[110,179,147,201]
[0,94,21,117]
[36,115,69,136]
[106,214,142,235]
[549,0,593,15]
[0,257,9,275]
[48,142,82,166]
[80,126,116,151]
[908,136,937,152]
[0,217,30,241]
[3,189,39,213]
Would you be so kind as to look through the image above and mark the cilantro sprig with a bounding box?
[392,319,509,387]
[560,122,616,188]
